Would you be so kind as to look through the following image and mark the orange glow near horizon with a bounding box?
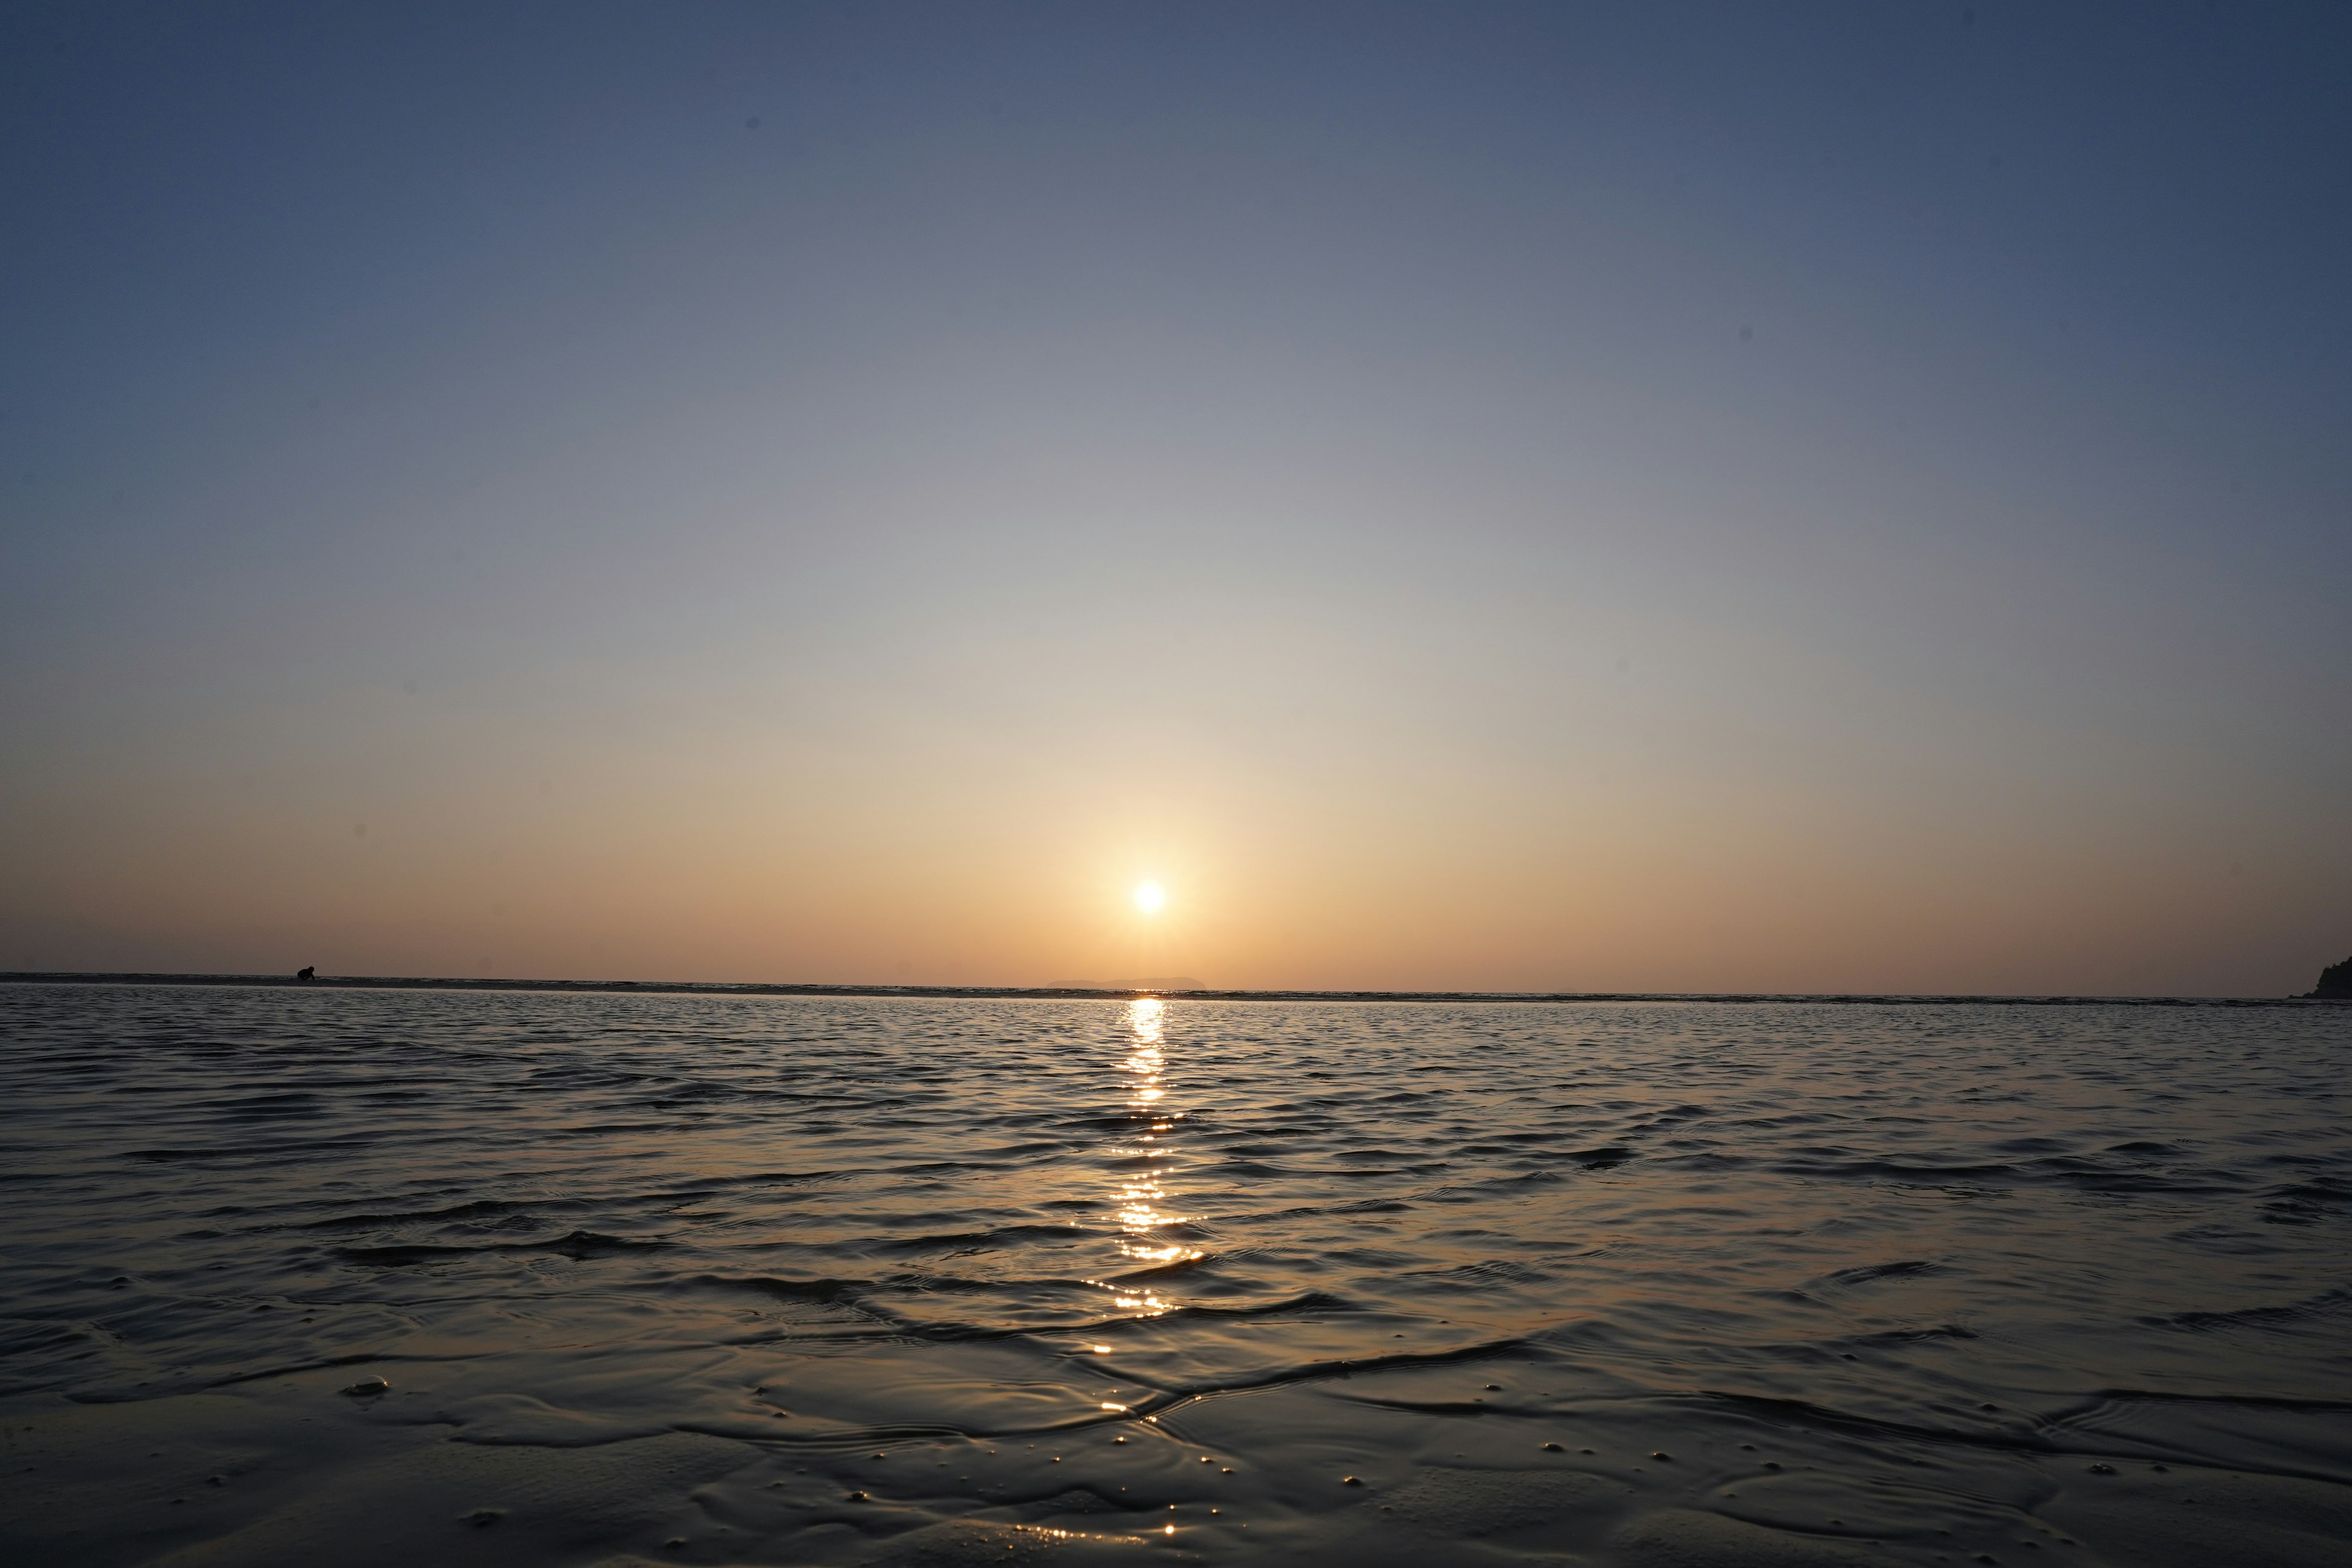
[3,724,2329,997]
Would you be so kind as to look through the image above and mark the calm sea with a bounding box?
[2,984,2349,1566]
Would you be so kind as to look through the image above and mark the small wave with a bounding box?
[2137,1288,2352,1333]
[208,1093,324,1121]
[297,1197,537,1231]
[334,1230,668,1265]
[1776,1155,2021,1184]
[2262,1179,2352,1212]
[682,1273,872,1305]
[1102,1254,1214,1284]
[1855,1324,1977,1344]
[1156,1289,1357,1323]
[1410,1259,1552,1287]
[126,1137,369,1162]
[541,1229,666,1259]
[1822,1260,1945,1287]
[2080,1387,2352,1413]
[1423,1169,1564,1200]
[870,1223,1095,1256]
[334,1242,481,1264]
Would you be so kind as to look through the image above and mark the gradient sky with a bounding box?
[4,2,2347,994]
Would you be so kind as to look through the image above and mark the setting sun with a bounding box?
[1133,882,1166,915]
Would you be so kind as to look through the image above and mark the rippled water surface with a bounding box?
[4,984,2350,1566]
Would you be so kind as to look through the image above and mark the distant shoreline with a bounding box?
[0,971,2332,1006]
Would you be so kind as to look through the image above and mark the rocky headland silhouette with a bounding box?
[2309,955,2352,998]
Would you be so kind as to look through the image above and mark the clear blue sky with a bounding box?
[4,2,2346,993]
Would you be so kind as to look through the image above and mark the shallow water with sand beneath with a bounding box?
[2,983,2350,1566]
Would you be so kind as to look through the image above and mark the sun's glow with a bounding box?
[1132,881,1166,914]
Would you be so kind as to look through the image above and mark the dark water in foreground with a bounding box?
[2,986,2350,1567]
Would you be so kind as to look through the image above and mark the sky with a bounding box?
[3,1,2347,995]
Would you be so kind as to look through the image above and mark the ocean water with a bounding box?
[2,984,2349,1567]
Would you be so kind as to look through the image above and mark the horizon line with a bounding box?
[1,971,2335,1007]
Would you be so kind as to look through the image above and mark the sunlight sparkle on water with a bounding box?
[1093,998,1202,1314]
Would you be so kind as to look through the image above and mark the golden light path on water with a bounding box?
[1092,997,1200,1321]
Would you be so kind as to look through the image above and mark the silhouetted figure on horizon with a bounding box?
[297,966,315,981]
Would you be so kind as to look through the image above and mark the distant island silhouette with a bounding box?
[2310,956,2352,999]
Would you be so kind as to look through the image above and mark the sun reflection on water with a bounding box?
[1088,998,1202,1318]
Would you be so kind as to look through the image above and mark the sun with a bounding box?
[1133,881,1166,914]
